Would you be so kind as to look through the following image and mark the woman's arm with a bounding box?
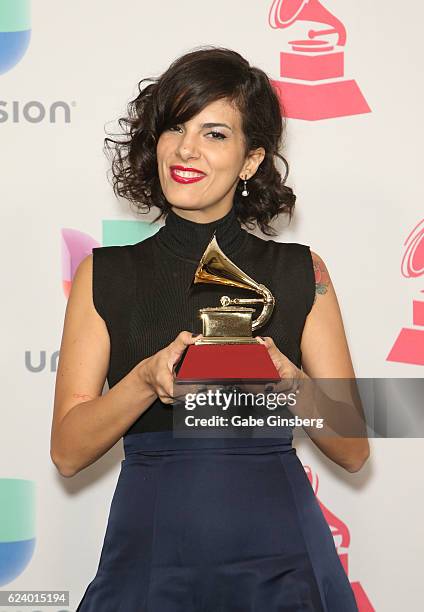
[299,250,370,472]
[50,254,158,477]
[50,254,198,478]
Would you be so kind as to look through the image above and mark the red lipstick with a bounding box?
[170,165,206,184]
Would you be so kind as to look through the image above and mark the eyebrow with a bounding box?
[200,122,233,131]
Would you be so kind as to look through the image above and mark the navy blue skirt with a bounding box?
[75,431,358,611]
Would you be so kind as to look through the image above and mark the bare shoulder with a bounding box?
[64,254,98,321]
[307,248,340,316]
[72,252,93,284]
[309,249,332,308]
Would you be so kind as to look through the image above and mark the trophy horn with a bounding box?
[193,233,275,330]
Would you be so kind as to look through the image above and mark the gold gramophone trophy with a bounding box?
[175,232,281,384]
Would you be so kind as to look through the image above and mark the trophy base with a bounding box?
[195,336,259,345]
[175,343,281,384]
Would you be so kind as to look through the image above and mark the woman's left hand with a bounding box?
[255,336,306,390]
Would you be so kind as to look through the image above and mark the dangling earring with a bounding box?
[241,175,249,197]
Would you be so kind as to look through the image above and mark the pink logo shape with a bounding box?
[387,218,424,365]
[304,464,375,611]
[268,0,371,120]
[61,229,100,298]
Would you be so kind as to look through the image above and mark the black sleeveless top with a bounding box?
[92,206,316,436]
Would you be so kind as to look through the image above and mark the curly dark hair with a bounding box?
[104,45,296,236]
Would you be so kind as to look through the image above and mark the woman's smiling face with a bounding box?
[156,98,265,221]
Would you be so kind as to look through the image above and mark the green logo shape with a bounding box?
[0,1,31,75]
[102,219,160,246]
[0,479,35,541]
[0,0,31,31]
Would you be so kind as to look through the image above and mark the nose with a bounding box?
[176,132,201,161]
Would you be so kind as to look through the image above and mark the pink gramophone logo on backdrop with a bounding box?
[268,0,371,120]
[304,466,375,611]
[387,219,424,365]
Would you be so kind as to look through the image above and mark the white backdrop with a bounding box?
[1,1,423,610]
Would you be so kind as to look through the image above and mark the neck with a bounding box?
[155,204,247,262]
[169,202,233,224]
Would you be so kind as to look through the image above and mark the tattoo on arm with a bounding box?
[311,252,330,306]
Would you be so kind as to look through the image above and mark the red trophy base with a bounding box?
[175,343,281,384]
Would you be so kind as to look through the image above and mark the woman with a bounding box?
[51,46,369,611]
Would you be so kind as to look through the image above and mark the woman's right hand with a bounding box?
[137,331,202,404]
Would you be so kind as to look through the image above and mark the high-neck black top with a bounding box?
[92,206,316,435]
